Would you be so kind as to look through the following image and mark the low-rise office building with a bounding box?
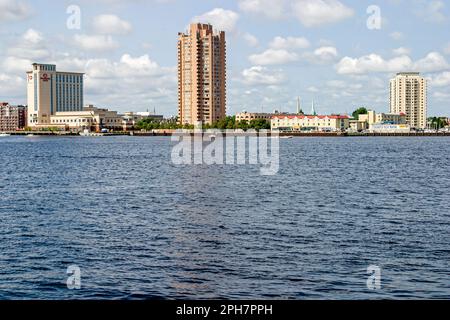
[236,112,274,122]
[271,115,350,132]
[359,110,407,125]
[356,110,409,133]
[44,105,124,132]
[122,112,164,131]
[0,103,27,131]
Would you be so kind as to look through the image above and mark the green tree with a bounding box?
[352,107,368,120]
[428,117,447,130]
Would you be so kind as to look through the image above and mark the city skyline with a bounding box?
[1,0,450,117]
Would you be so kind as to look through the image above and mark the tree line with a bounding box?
[136,116,271,131]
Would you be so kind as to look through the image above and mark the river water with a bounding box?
[0,136,449,299]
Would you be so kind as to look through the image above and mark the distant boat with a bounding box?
[0,133,11,137]
[79,129,104,137]
[280,136,294,139]
[26,134,35,137]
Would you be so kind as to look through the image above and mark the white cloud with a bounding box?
[192,8,239,32]
[0,0,31,22]
[291,0,354,27]
[415,0,446,23]
[393,47,411,56]
[415,52,449,73]
[55,54,177,112]
[2,56,32,73]
[22,28,43,44]
[429,71,450,87]
[241,66,285,85]
[238,0,286,19]
[6,29,49,61]
[0,72,26,97]
[336,52,450,75]
[313,46,338,61]
[307,86,319,92]
[269,36,310,49]
[249,49,298,65]
[243,32,259,47]
[73,34,119,51]
[92,14,132,35]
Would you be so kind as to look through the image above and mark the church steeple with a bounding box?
[297,97,304,115]
[311,99,317,116]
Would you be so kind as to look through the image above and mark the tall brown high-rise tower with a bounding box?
[178,23,226,125]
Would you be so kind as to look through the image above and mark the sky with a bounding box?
[0,0,449,117]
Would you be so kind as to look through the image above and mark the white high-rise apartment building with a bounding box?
[390,72,427,129]
[27,63,84,127]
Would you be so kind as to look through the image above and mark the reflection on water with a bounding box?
[0,136,449,299]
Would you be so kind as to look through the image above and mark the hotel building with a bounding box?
[178,23,226,125]
[0,103,27,131]
[27,63,84,127]
[390,72,427,129]
[271,115,350,132]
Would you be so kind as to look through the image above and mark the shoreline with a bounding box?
[2,131,450,137]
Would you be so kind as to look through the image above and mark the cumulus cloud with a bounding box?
[0,0,31,22]
[6,29,50,61]
[243,33,259,47]
[269,36,310,49]
[291,0,354,27]
[336,52,450,74]
[73,34,119,51]
[393,47,411,56]
[313,46,338,61]
[238,0,286,19]
[0,72,26,97]
[239,0,354,27]
[429,71,450,87]
[92,14,132,35]
[191,8,239,32]
[249,49,299,65]
[241,65,285,85]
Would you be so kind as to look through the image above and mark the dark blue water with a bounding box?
[0,136,449,299]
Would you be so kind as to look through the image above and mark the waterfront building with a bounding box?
[48,105,124,132]
[368,124,411,133]
[27,63,84,127]
[350,110,407,133]
[359,110,407,125]
[390,72,427,129]
[178,23,226,125]
[271,114,350,132]
[235,112,274,122]
[349,120,369,132]
[122,111,164,131]
[0,103,27,131]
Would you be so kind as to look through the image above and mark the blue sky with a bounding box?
[1,0,449,116]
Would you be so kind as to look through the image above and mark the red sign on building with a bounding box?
[41,74,50,82]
